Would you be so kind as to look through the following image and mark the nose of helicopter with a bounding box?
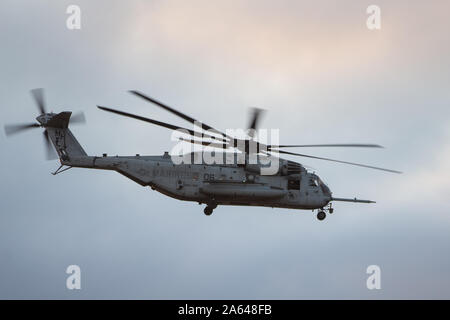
[317,176,332,199]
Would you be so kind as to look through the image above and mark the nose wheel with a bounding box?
[316,203,334,221]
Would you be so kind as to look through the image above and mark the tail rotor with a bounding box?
[4,88,85,160]
[42,129,58,160]
[31,88,47,115]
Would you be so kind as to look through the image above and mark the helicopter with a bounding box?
[4,89,401,221]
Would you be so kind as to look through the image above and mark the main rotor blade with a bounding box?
[4,123,40,136]
[179,137,229,149]
[31,88,46,115]
[70,112,86,124]
[43,130,58,160]
[269,143,384,149]
[129,90,230,140]
[272,149,402,173]
[97,106,227,142]
[247,107,265,137]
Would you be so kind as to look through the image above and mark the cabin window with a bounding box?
[288,179,300,190]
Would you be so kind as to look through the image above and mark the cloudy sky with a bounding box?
[0,0,449,299]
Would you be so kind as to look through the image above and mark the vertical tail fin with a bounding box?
[45,112,87,160]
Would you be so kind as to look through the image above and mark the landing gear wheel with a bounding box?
[317,211,326,221]
[204,206,213,216]
[329,208,334,214]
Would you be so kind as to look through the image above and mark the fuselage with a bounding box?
[63,151,332,211]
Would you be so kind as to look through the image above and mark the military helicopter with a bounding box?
[4,89,401,221]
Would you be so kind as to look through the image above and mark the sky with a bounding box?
[0,0,449,299]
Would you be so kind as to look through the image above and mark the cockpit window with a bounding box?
[309,178,319,187]
[318,178,331,195]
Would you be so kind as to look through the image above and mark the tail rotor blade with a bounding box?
[70,112,86,124]
[4,123,40,136]
[31,88,46,115]
[43,130,57,160]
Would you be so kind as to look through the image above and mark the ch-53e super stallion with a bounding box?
[4,89,401,221]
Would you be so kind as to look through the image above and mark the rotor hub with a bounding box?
[36,113,54,126]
